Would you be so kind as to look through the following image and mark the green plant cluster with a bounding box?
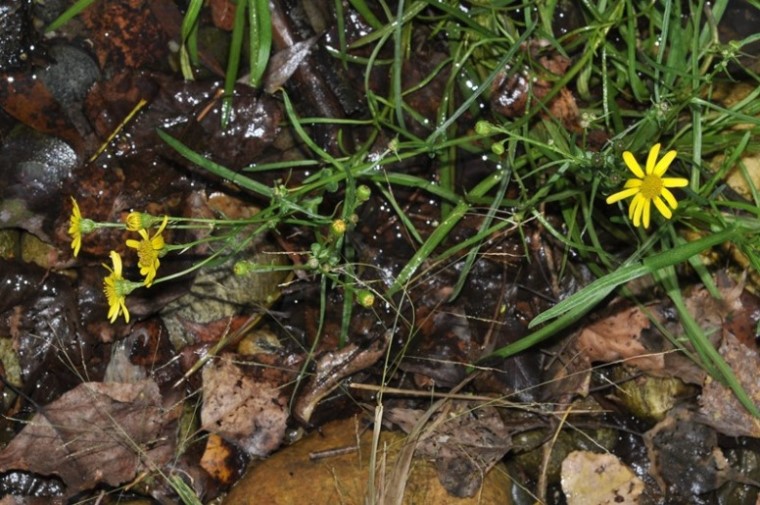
[53,0,760,418]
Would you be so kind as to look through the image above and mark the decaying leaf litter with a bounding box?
[1,1,760,504]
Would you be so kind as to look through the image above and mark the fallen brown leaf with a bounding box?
[561,451,644,505]
[200,433,239,486]
[387,402,512,498]
[292,332,389,425]
[576,306,664,372]
[699,331,760,437]
[201,354,289,457]
[644,408,732,496]
[82,0,170,70]
[0,379,172,498]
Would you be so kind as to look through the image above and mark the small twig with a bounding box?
[308,445,359,461]
[537,406,572,504]
[173,313,263,388]
[88,98,148,162]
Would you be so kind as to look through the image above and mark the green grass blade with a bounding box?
[222,0,248,126]
[348,0,384,29]
[528,226,739,328]
[157,130,273,198]
[45,0,96,32]
[180,0,204,79]
[387,169,506,296]
[248,0,272,87]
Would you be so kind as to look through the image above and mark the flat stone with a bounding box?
[222,416,513,505]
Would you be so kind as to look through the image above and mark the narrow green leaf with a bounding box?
[387,169,506,296]
[248,0,272,87]
[222,0,248,126]
[45,0,96,32]
[529,227,738,328]
[157,130,273,198]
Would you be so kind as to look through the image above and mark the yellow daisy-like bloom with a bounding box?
[68,197,83,257]
[606,143,689,228]
[103,251,138,323]
[126,215,168,287]
[68,197,97,257]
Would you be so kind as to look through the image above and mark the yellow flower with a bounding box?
[103,251,139,323]
[125,211,165,232]
[68,197,97,257]
[606,143,688,228]
[68,197,83,257]
[126,215,168,287]
[330,219,347,237]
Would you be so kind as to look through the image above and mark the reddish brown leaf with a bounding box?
[0,72,85,151]
[210,0,237,31]
[699,331,760,437]
[0,380,173,497]
[201,355,289,457]
[576,306,664,372]
[82,0,170,70]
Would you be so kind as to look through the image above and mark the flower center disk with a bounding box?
[640,174,663,199]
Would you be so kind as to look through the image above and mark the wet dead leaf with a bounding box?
[264,37,319,94]
[644,408,735,496]
[561,451,644,505]
[0,379,172,498]
[404,403,512,498]
[0,261,111,404]
[576,306,664,372]
[201,354,289,457]
[210,0,237,31]
[699,331,760,437]
[685,279,744,343]
[293,332,390,425]
[82,0,170,70]
[612,369,693,422]
[0,74,85,151]
[200,433,239,486]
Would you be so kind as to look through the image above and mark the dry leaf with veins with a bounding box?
[0,379,173,498]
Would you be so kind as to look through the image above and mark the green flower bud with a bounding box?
[357,290,375,308]
[356,185,371,203]
[233,260,256,276]
[475,120,496,136]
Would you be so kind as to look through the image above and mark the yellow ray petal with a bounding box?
[623,151,645,178]
[653,196,672,219]
[653,149,677,176]
[662,177,688,188]
[641,199,651,228]
[645,143,661,175]
[661,187,678,209]
[606,187,640,204]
